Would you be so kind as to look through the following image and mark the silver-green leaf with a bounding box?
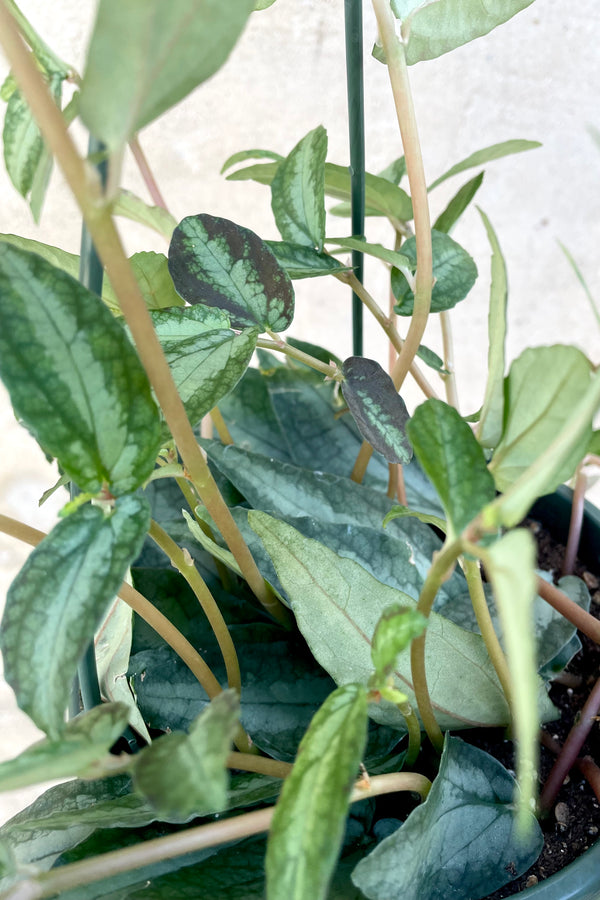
[151,306,258,427]
[341,357,412,464]
[249,512,514,731]
[0,495,150,737]
[271,125,327,250]
[0,243,162,495]
[403,2,537,66]
[352,736,543,900]
[168,214,295,332]
[266,684,368,900]
[392,230,477,316]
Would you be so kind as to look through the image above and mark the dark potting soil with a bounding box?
[471,519,600,899]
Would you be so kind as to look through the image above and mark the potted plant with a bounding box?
[0,1,599,898]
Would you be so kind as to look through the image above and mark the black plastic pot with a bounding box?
[514,487,600,899]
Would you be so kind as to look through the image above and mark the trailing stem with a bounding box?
[371,0,433,396]
[410,538,465,752]
[536,576,600,644]
[257,336,341,379]
[129,135,169,212]
[463,558,512,703]
[0,2,288,625]
[0,514,261,749]
[147,520,243,697]
[562,463,587,576]
[439,311,459,409]
[3,773,432,900]
[346,0,435,487]
[539,674,600,813]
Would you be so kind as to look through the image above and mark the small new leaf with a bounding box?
[342,357,412,464]
[168,214,295,332]
[371,605,427,683]
[133,691,239,819]
[266,684,368,900]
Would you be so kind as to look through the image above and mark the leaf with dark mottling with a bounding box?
[168,214,295,332]
[342,357,412,464]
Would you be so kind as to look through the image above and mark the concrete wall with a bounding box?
[0,1,599,821]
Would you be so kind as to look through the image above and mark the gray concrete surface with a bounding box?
[1,1,599,824]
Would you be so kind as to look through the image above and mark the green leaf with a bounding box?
[407,400,496,539]
[0,704,129,793]
[255,0,278,8]
[329,157,406,217]
[266,684,368,900]
[113,189,178,239]
[484,530,539,826]
[433,172,484,233]
[404,2,536,65]
[0,495,150,737]
[392,230,477,316]
[0,243,162,495]
[133,692,239,819]
[128,251,184,310]
[129,630,335,763]
[226,159,413,222]
[429,139,541,191]
[168,214,295,332]
[271,125,327,250]
[201,440,433,533]
[589,430,600,457]
[80,0,255,150]
[221,148,283,172]
[352,736,543,900]
[0,776,138,879]
[476,209,508,448]
[262,367,389,485]
[484,366,600,529]
[0,234,178,315]
[415,343,448,374]
[489,346,593,492]
[111,836,265,900]
[151,306,258,427]
[266,241,352,279]
[219,367,296,461]
[2,73,62,202]
[95,597,151,743]
[327,237,413,278]
[559,241,600,330]
[371,606,427,683]
[341,357,413,464]
[249,512,511,731]
[383,505,446,533]
[217,506,466,614]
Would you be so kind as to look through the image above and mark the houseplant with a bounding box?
[0,0,599,897]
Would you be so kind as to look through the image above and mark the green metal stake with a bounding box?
[71,137,143,753]
[70,136,107,718]
[344,0,366,356]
